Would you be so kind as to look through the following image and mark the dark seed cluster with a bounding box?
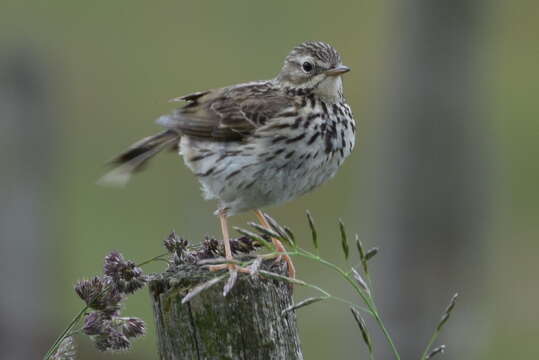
[104,251,146,294]
[84,314,145,352]
[74,277,121,313]
[163,231,262,266]
[197,236,221,259]
[51,336,76,360]
[74,250,148,352]
[164,231,195,265]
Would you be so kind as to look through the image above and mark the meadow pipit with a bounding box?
[101,41,356,278]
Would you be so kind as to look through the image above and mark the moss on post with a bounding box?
[149,260,303,360]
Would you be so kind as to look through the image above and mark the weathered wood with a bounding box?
[149,260,303,360]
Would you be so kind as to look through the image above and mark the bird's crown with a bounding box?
[276,41,349,101]
[285,41,342,68]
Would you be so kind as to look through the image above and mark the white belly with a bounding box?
[180,111,355,215]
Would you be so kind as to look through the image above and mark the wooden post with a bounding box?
[149,261,303,360]
[363,1,488,358]
[0,49,55,359]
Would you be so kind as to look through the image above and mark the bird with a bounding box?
[100,41,356,278]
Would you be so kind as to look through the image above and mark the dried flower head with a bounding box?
[193,235,261,260]
[61,249,152,357]
[51,336,76,360]
[82,311,146,352]
[74,276,122,311]
[94,328,130,352]
[104,251,146,294]
[198,236,221,259]
[230,236,259,254]
[83,311,110,336]
[117,317,145,338]
[163,231,188,254]
[164,232,197,265]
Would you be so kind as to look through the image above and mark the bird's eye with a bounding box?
[302,61,314,73]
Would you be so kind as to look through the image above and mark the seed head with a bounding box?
[83,311,109,336]
[351,268,370,293]
[230,236,259,254]
[104,251,146,294]
[51,336,76,360]
[74,276,122,311]
[339,219,349,260]
[365,247,379,261]
[198,236,221,259]
[350,307,373,354]
[94,328,130,352]
[426,345,446,359]
[437,293,458,331]
[306,211,318,250]
[118,317,145,338]
[163,231,188,255]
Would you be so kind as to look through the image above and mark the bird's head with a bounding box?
[276,41,350,102]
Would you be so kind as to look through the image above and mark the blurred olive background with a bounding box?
[1,1,538,359]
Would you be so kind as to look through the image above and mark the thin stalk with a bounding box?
[259,246,399,359]
[137,252,168,267]
[371,310,399,360]
[364,271,375,300]
[259,270,372,315]
[420,329,441,360]
[43,306,88,360]
[66,329,83,337]
[297,248,374,306]
[296,248,400,360]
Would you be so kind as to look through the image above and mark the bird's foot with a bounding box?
[208,262,252,274]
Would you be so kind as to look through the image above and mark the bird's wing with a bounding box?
[157,81,297,141]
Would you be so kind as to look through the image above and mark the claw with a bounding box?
[208,263,251,273]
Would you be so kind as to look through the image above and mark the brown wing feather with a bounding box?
[158,81,297,142]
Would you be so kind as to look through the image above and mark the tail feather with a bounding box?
[98,130,179,187]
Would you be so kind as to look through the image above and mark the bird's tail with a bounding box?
[98,130,180,186]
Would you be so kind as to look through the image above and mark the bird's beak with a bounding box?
[325,65,351,76]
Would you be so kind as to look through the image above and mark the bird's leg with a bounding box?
[209,209,250,273]
[220,210,233,268]
[255,209,296,279]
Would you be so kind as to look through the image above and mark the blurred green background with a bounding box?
[1,1,538,359]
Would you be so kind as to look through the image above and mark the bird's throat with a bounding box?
[313,76,343,103]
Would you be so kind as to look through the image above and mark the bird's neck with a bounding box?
[278,80,344,104]
[313,76,343,103]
